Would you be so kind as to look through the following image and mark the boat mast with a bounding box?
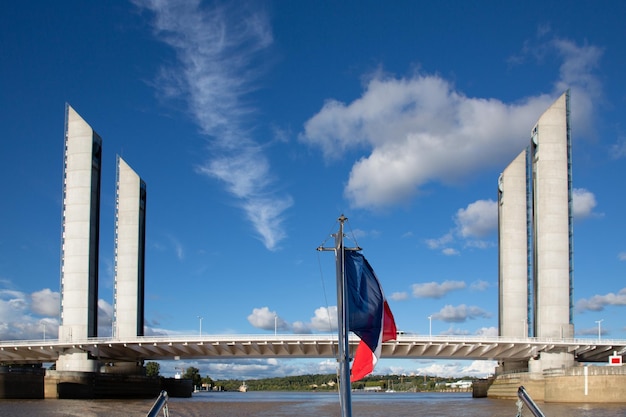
[318,214,357,417]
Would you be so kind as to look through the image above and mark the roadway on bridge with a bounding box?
[1,334,624,364]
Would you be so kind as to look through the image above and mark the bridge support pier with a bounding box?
[55,350,99,373]
[100,361,145,375]
[498,351,575,377]
[528,351,575,373]
[498,359,528,374]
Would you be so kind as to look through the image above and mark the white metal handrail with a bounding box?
[146,390,169,417]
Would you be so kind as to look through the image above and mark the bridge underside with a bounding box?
[1,335,624,364]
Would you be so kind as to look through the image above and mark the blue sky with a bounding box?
[1,0,625,380]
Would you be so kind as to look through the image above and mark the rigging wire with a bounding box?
[315,216,344,375]
[316,250,337,358]
[343,217,360,250]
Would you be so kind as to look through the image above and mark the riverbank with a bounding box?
[488,365,626,403]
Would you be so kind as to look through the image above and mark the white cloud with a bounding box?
[425,233,453,250]
[575,288,626,313]
[432,304,491,323]
[98,299,114,336]
[441,248,459,256]
[412,280,466,299]
[247,305,338,333]
[552,39,603,129]
[135,0,292,251]
[440,325,471,336]
[611,135,626,159]
[0,288,61,340]
[461,360,498,377]
[464,240,493,249]
[475,326,498,337]
[414,360,496,378]
[572,188,598,219]
[470,280,490,291]
[619,252,626,261]
[577,327,607,337]
[30,288,60,317]
[426,199,497,256]
[159,357,338,380]
[291,321,312,334]
[389,291,409,301]
[309,306,338,332]
[247,307,289,332]
[455,199,498,238]
[300,39,601,210]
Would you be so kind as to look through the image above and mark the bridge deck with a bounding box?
[1,335,623,363]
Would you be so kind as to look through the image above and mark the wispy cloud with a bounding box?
[300,38,602,210]
[425,233,454,250]
[432,304,491,323]
[389,291,409,301]
[412,280,466,299]
[577,326,608,337]
[576,287,626,313]
[610,134,626,159]
[134,0,292,250]
[470,280,490,291]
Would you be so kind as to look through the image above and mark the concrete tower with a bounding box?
[531,92,574,340]
[498,149,530,339]
[57,105,102,371]
[114,156,146,339]
[497,92,574,373]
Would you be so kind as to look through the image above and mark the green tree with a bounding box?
[145,361,160,377]
[201,375,214,388]
[183,366,202,387]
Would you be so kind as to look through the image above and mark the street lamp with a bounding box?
[198,316,203,336]
[595,319,603,341]
[41,320,46,341]
[274,314,277,336]
[428,316,432,337]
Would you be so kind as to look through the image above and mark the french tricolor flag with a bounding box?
[345,251,397,382]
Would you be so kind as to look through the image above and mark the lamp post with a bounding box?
[198,316,203,336]
[428,316,432,337]
[595,319,603,341]
[274,314,277,336]
[41,320,46,341]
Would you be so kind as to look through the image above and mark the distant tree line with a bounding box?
[144,362,478,392]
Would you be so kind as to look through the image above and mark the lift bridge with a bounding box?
[1,334,624,364]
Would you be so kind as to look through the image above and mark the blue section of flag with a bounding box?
[345,250,397,381]
[345,251,386,353]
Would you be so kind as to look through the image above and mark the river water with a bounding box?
[0,391,624,416]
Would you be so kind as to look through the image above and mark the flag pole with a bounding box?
[335,214,352,417]
[317,214,354,417]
